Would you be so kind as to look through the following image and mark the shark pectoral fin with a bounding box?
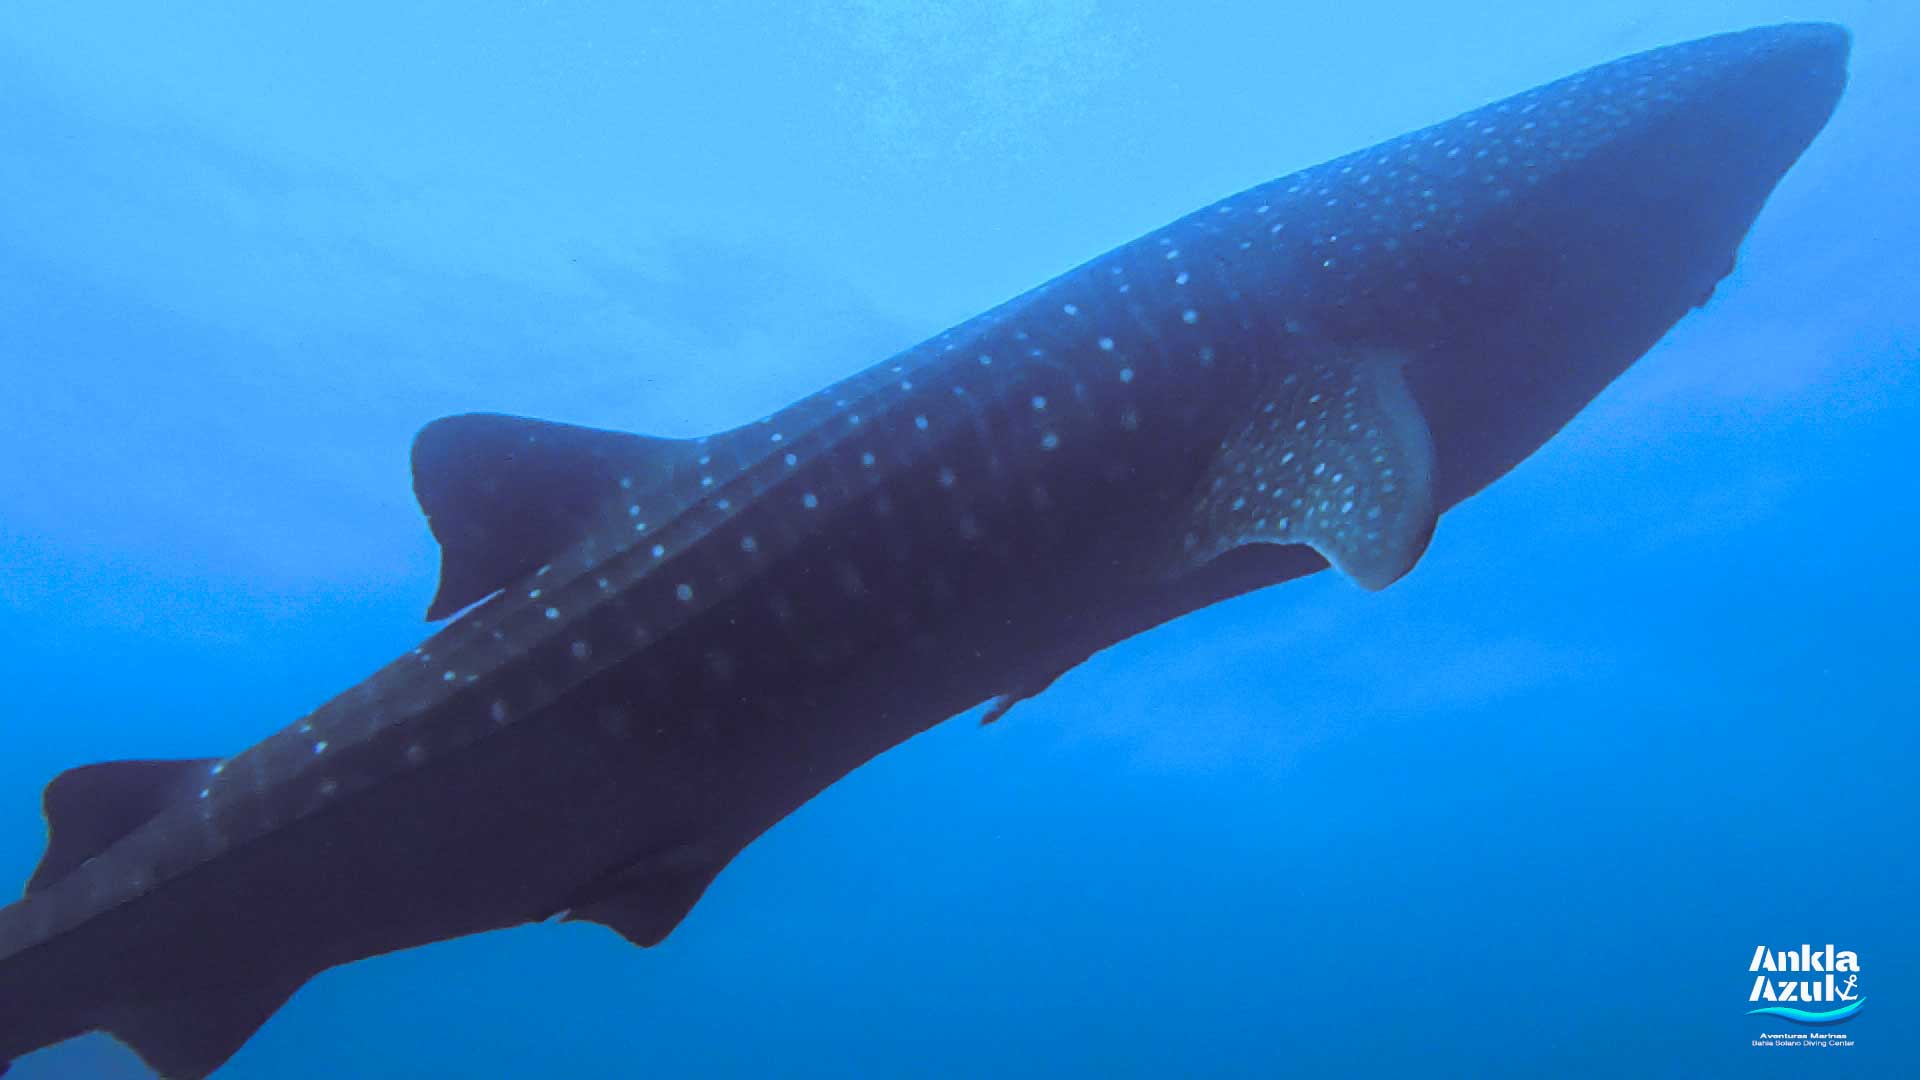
[1167,347,1437,591]
[28,758,220,895]
[99,976,308,1080]
[560,845,726,948]
[412,413,707,619]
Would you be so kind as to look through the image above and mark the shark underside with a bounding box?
[0,23,1847,1078]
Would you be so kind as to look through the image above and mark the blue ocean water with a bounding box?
[0,2,1913,1077]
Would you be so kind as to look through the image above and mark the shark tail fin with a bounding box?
[97,977,309,1080]
[27,758,219,894]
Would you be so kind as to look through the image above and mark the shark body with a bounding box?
[0,23,1847,1077]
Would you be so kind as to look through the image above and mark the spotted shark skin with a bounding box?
[0,23,1847,1078]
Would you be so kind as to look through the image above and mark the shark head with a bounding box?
[1237,22,1850,513]
[1139,22,1847,592]
[1410,22,1849,508]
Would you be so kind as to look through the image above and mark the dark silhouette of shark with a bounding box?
[0,23,1848,1078]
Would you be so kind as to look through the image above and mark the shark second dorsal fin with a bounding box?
[1163,346,1437,591]
[411,413,707,619]
[28,758,220,894]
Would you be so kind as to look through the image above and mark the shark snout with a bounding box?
[1755,22,1849,102]
[1612,22,1850,219]
[1713,22,1850,151]
[1771,21,1852,70]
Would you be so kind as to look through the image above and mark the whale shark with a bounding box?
[0,22,1848,1078]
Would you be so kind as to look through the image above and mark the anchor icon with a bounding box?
[1838,974,1860,1001]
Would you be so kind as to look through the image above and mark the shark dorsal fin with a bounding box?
[411,413,707,620]
[29,758,220,894]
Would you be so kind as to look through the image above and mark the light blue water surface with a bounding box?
[0,2,1914,1077]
